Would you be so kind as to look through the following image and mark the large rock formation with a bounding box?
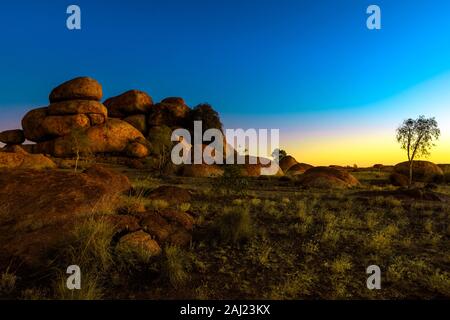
[297,167,360,189]
[394,161,444,183]
[19,78,149,158]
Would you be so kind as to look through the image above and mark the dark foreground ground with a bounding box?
[1,164,449,300]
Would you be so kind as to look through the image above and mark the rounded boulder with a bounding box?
[49,77,102,103]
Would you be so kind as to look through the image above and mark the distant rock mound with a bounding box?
[181,164,224,177]
[279,155,298,172]
[286,163,314,176]
[297,167,360,189]
[394,161,444,183]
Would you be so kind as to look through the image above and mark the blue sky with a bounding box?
[0,0,449,165]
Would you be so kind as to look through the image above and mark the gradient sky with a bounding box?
[0,0,449,166]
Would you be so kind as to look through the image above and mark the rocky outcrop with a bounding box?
[297,167,360,189]
[0,166,131,271]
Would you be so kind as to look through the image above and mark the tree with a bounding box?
[396,116,440,186]
[147,125,173,174]
[271,149,287,162]
[189,103,223,134]
[70,128,91,173]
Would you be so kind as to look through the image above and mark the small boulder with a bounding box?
[390,172,409,187]
[115,231,161,259]
[104,90,153,118]
[49,77,102,103]
[0,129,25,145]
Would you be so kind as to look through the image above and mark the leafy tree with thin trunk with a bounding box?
[396,116,440,186]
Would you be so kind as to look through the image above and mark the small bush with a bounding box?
[211,206,253,244]
[0,271,17,296]
[162,246,192,288]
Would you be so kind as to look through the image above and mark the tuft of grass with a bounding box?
[0,270,17,296]
[54,272,103,300]
[211,206,253,244]
[161,246,192,289]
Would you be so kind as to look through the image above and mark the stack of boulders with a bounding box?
[18,77,150,158]
[104,92,191,137]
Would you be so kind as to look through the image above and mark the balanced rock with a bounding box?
[0,129,25,145]
[394,161,444,183]
[49,77,102,103]
[297,167,360,189]
[104,90,153,118]
[22,107,50,142]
